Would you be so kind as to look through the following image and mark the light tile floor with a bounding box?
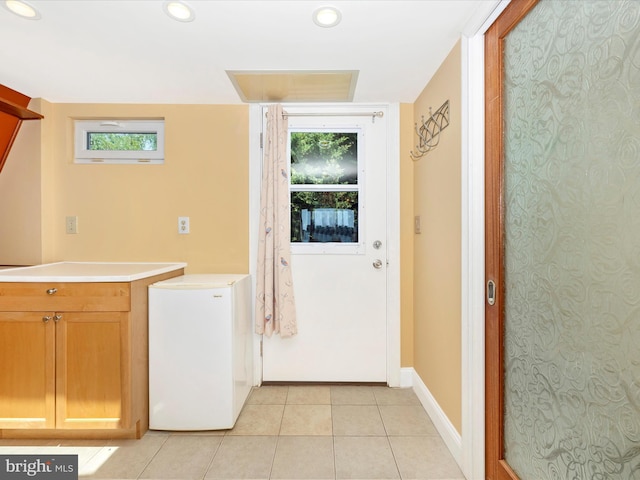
[0,385,465,480]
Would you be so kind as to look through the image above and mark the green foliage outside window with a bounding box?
[290,132,357,184]
[88,132,158,151]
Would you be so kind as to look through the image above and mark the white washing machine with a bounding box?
[148,274,252,430]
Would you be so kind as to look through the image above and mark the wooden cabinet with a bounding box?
[56,311,129,431]
[0,312,55,429]
[0,269,183,439]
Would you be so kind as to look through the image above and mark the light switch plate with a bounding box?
[414,215,421,234]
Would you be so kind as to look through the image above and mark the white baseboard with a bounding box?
[406,367,463,469]
[399,367,414,387]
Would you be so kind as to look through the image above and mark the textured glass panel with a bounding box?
[290,132,358,185]
[291,191,358,243]
[503,1,640,479]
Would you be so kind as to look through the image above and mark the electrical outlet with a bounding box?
[178,216,190,234]
[65,216,78,234]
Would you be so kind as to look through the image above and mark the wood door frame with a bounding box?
[484,0,539,479]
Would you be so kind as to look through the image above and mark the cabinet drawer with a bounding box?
[0,283,130,312]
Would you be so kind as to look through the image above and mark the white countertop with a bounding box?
[0,262,187,282]
[150,273,249,289]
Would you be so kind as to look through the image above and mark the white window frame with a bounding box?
[74,119,165,164]
[289,126,365,255]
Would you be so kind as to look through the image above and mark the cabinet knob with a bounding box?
[42,315,52,323]
[46,288,58,295]
[53,314,62,322]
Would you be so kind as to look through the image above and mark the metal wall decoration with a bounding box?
[410,99,450,161]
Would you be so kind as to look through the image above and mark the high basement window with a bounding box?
[74,119,165,164]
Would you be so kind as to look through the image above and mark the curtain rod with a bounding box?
[266,110,384,120]
[284,111,383,119]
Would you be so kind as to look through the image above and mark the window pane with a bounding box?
[291,191,358,243]
[290,132,357,185]
[87,132,158,151]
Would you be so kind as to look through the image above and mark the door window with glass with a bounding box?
[289,130,362,251]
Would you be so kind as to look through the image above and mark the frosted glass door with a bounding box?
[500,1,640,478]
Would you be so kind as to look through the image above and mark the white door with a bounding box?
[262,106,388,382]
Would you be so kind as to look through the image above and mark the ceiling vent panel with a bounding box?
[226,70,358,103]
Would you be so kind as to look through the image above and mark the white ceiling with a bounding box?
[0,0,498,105]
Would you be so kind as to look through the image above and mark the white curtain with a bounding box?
[255,104,297,338]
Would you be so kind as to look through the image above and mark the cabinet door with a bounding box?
[0,312,55,428]
[56,312,130,430]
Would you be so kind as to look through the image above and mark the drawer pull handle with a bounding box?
[42,315,52,323]
[46,288,58,295]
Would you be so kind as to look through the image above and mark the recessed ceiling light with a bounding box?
[4,0,41,19]
[313,6,341,28]
[163,1,195,22]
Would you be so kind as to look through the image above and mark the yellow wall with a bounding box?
[0,98,424,383]
[0,99,52,265]
[0,103,250,273]
[413,41,462,432]
[0,119,41,265]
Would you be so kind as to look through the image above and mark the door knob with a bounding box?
[373,259,383,269]
[53,314,62,323]
[42,315,52,323]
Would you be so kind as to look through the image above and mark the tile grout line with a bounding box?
[268,387,287,480]
[268,435,280,480]
[330,388,338,480]
[135,433,170,480]
[332,433,338,480]
[385,433,404,480]
[200,434,224,480]
[378,396,403,480]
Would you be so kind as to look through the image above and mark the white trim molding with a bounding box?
[411,368,463,468]
[249,104,263,386]
[386,102,402,388]
[399,367,414,388]
[460,1,510,478]
[461,32,488,480]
